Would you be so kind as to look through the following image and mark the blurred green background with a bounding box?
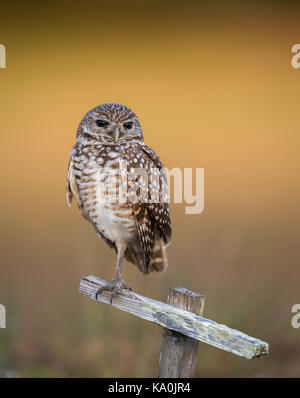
[0,0,300,377]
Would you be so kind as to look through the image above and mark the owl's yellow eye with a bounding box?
[96,119,109,128]
[124,122,133,129]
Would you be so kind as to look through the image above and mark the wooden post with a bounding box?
[158,287,205,378]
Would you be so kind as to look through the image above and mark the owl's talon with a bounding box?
[95,278,131,304]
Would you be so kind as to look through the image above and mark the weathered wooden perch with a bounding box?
[79,276,269,364]
[158,287,206,377]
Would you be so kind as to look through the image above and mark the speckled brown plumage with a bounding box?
[66,103,172,302]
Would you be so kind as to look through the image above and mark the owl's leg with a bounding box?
[95,242,131,304]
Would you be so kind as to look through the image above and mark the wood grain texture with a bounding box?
[79,276,269,359]
[158,288,206,378]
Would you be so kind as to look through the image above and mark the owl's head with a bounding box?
[77,103,144,144]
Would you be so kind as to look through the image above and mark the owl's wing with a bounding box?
[139,143,172,246]
[131,202,155,272]
[66,159,73,206]
[66,153,82,209]
[126,143,171,271]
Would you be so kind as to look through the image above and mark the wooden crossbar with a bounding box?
[79,276,269,360]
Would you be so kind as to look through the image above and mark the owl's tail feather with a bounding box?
[125,230,169,274]
[147,236,168,273]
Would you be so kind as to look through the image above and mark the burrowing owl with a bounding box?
[67,104,172,302]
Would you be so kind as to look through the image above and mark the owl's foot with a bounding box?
[95,277,132,305]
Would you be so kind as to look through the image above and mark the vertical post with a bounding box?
[158,287,205,378]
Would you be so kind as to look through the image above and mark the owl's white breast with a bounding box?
[78,155,137,245]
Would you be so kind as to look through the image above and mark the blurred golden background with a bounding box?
[0,0,300,377]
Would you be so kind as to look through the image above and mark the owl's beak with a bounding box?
[113,127,120,143]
